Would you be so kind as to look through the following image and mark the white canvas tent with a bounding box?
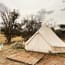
[25,25,65,53]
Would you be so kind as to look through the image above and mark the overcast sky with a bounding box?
[0,0,57,15]
[0,0,65,24]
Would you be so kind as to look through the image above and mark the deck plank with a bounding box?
[7,51,44,65]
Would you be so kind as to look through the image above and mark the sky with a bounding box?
[0,0,56,16]
[0,0,65,24]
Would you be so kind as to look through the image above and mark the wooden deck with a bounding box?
[7,51,44,65]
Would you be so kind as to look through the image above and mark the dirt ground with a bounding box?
[0,45,65,65]
[0,34,65,65]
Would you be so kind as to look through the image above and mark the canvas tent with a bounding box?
[25,25,65,53]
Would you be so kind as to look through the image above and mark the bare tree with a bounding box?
[20,15,42,41]
[36,9,54,23]
[0,4,19,43]
[36,9,46,22]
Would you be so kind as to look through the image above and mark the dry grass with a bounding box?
[0,34,24,44]
[11,36,24,43]
[0,34,7,44]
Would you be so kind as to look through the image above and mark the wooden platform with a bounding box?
[7,51,44,65]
